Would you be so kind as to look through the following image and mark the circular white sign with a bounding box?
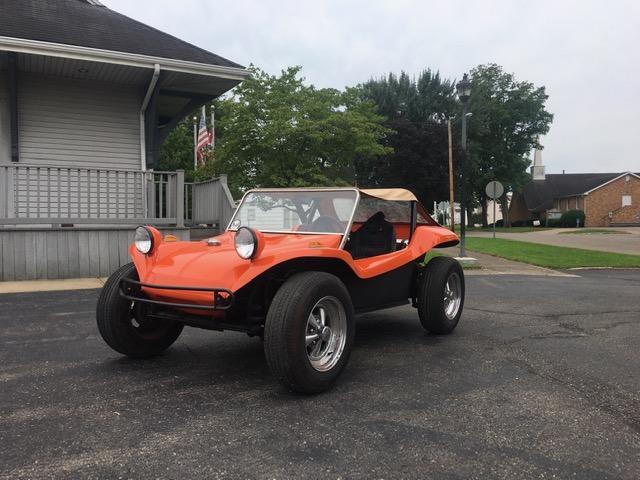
[485,180,504,199]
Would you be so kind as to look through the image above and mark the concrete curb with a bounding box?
[0,278,107,294]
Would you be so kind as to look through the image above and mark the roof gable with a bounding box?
[520,172,638,212]
[583,172,640,194]
[0,0,242,68]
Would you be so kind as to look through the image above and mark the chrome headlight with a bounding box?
[234,227,257,259]
[134,226,153,254]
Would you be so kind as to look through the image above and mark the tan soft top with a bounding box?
[359,188,418,202]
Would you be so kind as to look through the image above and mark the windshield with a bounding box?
[228,190,359,234]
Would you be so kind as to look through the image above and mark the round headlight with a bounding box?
[234,227,257,259]
[134,226,153,254]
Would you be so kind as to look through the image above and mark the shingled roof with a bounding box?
[0,0,243,69]
[522,173,637,212]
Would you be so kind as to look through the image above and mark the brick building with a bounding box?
[510,151,640,227]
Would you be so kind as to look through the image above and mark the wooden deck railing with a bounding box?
[0,164,184,227]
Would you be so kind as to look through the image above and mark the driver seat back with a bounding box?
[346,211,396,259]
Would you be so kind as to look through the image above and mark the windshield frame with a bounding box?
[226,188,361,248]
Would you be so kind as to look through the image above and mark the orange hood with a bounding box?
[131,231,345,294]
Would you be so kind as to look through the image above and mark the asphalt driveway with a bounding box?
[1,270,639,479]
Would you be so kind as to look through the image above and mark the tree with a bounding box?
[211,66,391,197]
[158,119,195,178]
[466,64,553,225]
[358,70,460,207]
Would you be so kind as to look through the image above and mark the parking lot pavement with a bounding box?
[1,270,639,479]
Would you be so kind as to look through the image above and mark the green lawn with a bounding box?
[465,237,640,269]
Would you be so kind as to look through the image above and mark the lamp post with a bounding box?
[456,73,471,257]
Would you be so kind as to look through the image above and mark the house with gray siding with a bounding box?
[0,0,248,280]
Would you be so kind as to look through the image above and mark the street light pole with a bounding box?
[456,73,472,258]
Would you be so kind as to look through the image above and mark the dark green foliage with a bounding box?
[546,218,562,228]
[212,66,391,198]
[469,213,483,225]
[467,64,553,225]
[158,120,196,180]
[560,210,586,228]
[358,70,460,207]
[510,219,533,227]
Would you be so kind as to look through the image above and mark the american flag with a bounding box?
[196,106,210,165]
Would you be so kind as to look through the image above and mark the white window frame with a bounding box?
[622,195,632,207]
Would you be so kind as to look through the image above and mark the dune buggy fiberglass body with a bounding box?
[97,187,465,393]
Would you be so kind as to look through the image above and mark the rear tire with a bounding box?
[264,272,355,394]
[417,257,465,334]
[96,263,183,358]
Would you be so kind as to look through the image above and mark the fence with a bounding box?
[185,175,236,229]
[0,164,184,226]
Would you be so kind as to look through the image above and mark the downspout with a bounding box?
[140,64,160,170]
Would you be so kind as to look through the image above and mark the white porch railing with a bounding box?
[0,164,184,226]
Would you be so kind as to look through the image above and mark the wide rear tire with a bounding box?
[96,263,184,358]
[264,272,355,394]
[417,257,465,334]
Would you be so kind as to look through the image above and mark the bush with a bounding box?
[469,213,483,225]
[546,218,562,227]
[560,210,586,228]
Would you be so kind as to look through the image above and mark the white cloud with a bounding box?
[104,0,640,173]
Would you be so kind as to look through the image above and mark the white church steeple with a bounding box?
[531,148,545,180]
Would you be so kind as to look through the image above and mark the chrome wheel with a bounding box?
[305,296,347,372]
[443,272,462,320]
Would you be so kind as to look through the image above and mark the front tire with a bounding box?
[96,263,184,358]
[264,272,355,394]
[417,257,465,334]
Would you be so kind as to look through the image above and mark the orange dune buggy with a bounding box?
[97,188,464,393]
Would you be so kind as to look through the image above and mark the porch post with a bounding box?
[175,169,185,228]
[8,53,19,162]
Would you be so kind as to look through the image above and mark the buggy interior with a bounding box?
[344,196,428,259]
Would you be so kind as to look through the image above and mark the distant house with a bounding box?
[0,0,249,280]
[510,150,640,227]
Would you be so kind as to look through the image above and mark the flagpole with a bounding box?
[211,105,216,150]
[192,116,197,170]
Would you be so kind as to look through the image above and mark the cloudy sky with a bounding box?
[104,0,640,174]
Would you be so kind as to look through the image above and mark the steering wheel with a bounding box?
[307,215,344,233]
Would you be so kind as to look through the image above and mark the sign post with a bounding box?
[485,180,504,239]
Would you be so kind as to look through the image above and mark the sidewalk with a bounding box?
[0,277,107,294]
[439,247,576,277]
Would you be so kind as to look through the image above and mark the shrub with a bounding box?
[511,219,533,227]
[560,210,586,228]
[469,213,483,225]
[546,218,562,227]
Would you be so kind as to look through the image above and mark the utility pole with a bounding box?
[447,119,455,232]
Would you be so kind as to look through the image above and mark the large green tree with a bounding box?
[357,70,460,207]
[210,66,391,197]
[466,64,553,225]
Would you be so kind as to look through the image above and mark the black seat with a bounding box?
[345,211,396,259]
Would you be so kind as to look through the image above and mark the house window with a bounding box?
[622,195,632,207]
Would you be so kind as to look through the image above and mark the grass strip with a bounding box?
[465,237,640,269]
